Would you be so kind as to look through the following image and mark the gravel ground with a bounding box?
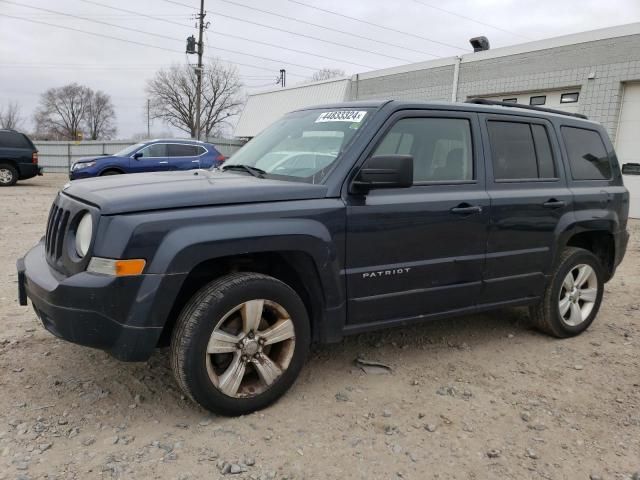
[1,174,639,480]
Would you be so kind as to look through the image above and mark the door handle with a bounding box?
[543,199,566,208]
[450,204,483,215]
[159,161,169,164]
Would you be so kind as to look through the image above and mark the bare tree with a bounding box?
[146,60,244,138]
[85,90,116,140]
[0,101,24,130]
[34,83,91,140]
[311,68,346,82]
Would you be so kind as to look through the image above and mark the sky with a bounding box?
[1,0,639,139]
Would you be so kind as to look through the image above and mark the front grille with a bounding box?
[45,203,70,262]
[43,192,96,275]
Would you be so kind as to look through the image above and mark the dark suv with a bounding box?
[17,100,630,416]
[0,129,41,186]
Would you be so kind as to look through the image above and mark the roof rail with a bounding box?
[465,98,588,120]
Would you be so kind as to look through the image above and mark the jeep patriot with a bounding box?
[17,100,630,415]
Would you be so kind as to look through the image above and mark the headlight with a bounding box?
[71,161,96,171]
[75,213,93,257]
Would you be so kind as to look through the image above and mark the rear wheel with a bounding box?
[0,164,18,186]
[170,272,310,416]
[530,247,604,338]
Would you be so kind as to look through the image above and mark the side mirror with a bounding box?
[621,163,640,175]
[133,152,143,160]
[351,155,413,192]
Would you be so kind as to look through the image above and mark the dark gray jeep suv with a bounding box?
[18,100,630,415]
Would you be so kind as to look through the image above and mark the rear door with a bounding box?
[480,114,572,304]
[344,110,490,328]
[167,143,204,170]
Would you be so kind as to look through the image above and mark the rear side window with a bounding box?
[487,121,557,180]
[0,132,31,149]
[561,127,612,180]
[168,144,199,157]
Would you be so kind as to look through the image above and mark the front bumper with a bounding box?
[17,241,185,361]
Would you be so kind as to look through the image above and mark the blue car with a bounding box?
[69,139,225,180]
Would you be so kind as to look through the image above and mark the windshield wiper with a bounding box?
[221,164,266,178]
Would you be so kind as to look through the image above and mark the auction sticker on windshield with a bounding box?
[315,111,367,123]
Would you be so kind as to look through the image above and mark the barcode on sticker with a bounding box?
[315,111,367,123]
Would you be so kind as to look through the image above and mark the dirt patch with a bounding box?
[1,174,639,479]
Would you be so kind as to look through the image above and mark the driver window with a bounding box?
[373,117,473,183]
[139,144,167,158]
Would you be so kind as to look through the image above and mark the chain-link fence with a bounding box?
[34,138,246,173]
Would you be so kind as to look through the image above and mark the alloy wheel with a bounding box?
[0,168,14,185]
[205,299,296,398]
[558,264,598,326]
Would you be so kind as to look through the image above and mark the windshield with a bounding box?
[224,108,372,183]
[114,143,145,157]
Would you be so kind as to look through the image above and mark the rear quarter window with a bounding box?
[561,126,612,180]
[0,132,31,149]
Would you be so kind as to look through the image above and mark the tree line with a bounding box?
[2,61,345,140]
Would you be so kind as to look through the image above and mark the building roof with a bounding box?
[357,21,640,80]
[234,22,640,137]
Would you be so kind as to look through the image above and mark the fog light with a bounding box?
[87,257,146,276]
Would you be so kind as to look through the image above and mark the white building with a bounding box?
[236,23,640,217]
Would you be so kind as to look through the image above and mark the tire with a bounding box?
[100,170,122,176]
[0,164,18,186]
[170,272,311,416]
[530,247,605,338]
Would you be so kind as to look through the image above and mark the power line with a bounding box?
[158,0,418,64]
[0,13,307,78]
[0,63,279,79]
[216,0,438,60]
[0,1,320,73]
[410,0,530,40]
[77,0,376,69]
[287,0,468,51]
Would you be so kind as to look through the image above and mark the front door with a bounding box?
[344,111,490,329]
[130,143,171,173]
[479,114,573,304]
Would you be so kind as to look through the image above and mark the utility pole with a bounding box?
[195,0,206,140]
[146,99,150,138]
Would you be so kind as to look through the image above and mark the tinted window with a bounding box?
[373,118,473,182]
[139,143,167,158]
[488,121,538,179]
[168,144,199,157]
[0,132,31,149]
[531,125,556,178]
[562,127,611,180]
[530,96,546,106]
[561,92,579,103]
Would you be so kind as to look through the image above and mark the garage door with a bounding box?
[616,82,640,219]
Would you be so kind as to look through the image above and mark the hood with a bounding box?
[62,169,329,215]
[73,155,114,164]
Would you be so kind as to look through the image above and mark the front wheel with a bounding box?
[530,247,605,338]
[170,272,310,416]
